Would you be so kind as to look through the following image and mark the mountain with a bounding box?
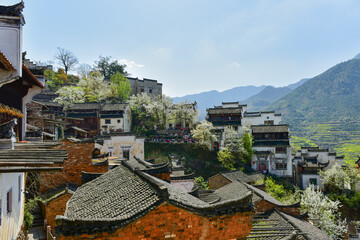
[287,78,309,90]
[354,53,360,59]
[267,59,360,164]
[173,85,267,119]
[241,86,292,111]
[268,59,360,126]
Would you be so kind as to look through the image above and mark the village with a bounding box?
[1,2,360,240]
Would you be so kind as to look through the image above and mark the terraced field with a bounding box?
[291,121,360,165]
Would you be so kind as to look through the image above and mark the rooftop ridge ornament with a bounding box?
[0,118,18,141]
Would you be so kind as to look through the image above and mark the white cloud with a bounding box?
[118,59,145,68]
[228,62,242,69]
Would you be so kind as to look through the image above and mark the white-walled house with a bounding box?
[100,103,131,134]
[251,125,292,178]
[293,147,345,190]
[0,171,24,240]
[0,2,43,141]
[206,102,283,147]
[99,134,145,161]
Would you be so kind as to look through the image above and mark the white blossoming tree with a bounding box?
[191,120,217,150]
[301,185,347,239]
[55,86,85,109]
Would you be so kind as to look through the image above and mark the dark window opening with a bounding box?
[123,150,130,160]
[309,178,318,186]
[105,119,111,124]
[117,119,121,123]
[276,163,287,170]
[275,147,287,154]
[7,189,12,214]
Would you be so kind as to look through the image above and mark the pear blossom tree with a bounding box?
[191,120,217,150]
[55,86,85,109]
[301,185,347,239]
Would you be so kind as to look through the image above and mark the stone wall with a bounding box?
[40,140,108,192]
[57,202,253,240]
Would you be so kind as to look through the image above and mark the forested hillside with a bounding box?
[268,59,360,164]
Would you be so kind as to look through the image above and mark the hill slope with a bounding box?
[242,86,292,111]
[268,59,360,164]
[269,59,360,126]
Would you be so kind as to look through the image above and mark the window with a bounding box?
[140,88,144,93]
[149,89,153,93]
[117,119,121,123]
[264,120,274,125]
[309,178,318,186]
[108,146,114,157]
[276,163,287,170]
[105,119,111,124]
[18,175,21,202]
[275,147,287,154]
[123,150,130,160]
[7,189,12,214]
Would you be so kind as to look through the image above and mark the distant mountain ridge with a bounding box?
[173,79,308,119]
[241,86,293,111]
[267,59,360,126]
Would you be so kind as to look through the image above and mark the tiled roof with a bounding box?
[280,211,329,240]
[207,107,243,115]
[247,209,329,240]
[0,2,24,17]
[252,125,289,133]
[222,170,264,184]
[68,103,101,110]
[144,171,252,211]
[248,210,298,239]
[298,157,329,168]
[22,64,44,88]
[0,51,15,71]
[0,146,67,172]
[100,103,128,111]
[57,164,253,235]
[245,183,301,207]
[64,166,161,221]
[123,157,171,175]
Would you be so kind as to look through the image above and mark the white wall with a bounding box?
[243,113,281,126]
[0,172,25,240]
[100,118,124,133]
[100,135,144,160]
[302,174,324,190]
[123,106,131,132]
[0,18,23,77]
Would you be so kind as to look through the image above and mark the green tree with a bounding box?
[242,128,253,164]
[94,56,128,80]
[191,120,217,150]
[45,69,79,91]
[109,72,131,102]
[218,148,236,170]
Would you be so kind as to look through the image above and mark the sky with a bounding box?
[3,0,360,97]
